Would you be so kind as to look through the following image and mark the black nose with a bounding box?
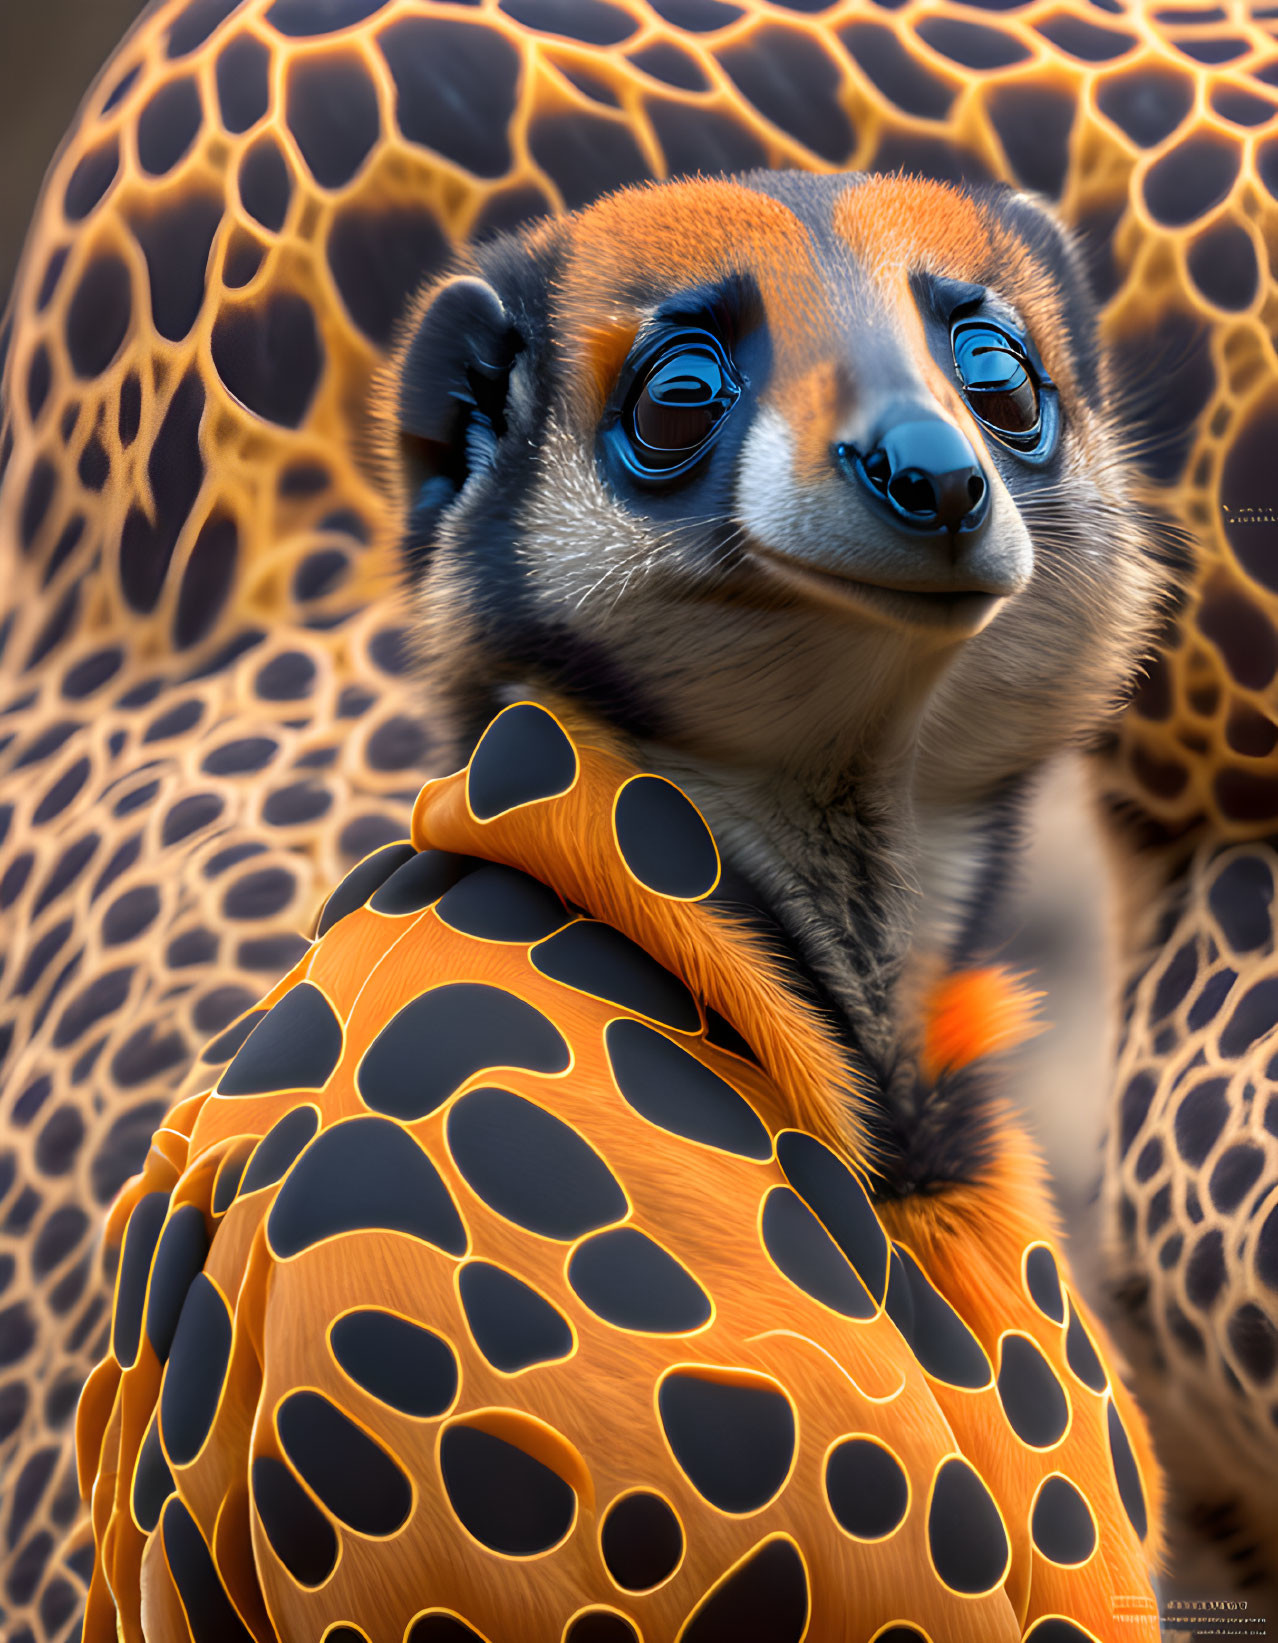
[843,417,989,535]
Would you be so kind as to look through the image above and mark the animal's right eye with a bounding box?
[618,329,741,482]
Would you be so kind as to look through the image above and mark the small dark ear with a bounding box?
[397,276,524,566]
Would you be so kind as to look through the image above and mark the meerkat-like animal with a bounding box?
[399,169,1175,1128]
[77,172,1179,1643]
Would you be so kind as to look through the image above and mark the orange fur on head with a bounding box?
[833,174,994,282]
[834,175,1080,403]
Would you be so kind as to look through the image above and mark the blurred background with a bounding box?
[0,0,1113,1256]
[0,0,144,300]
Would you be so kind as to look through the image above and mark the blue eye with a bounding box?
[951,321,1046,450]
[620,329,741,481]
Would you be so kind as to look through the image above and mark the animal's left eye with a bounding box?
[951,321,1045,450]
[622,330,741,480]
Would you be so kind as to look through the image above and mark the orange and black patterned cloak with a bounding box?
[76,701,1162,1643]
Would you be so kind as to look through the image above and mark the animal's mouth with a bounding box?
[746,545,1007,632]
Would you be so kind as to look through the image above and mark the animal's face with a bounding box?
[387,172,1171,789]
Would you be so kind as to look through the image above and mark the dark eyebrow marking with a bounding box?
[637,272,765,346]
[914,272,987,322]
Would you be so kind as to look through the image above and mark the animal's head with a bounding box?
[382,172,1176,799]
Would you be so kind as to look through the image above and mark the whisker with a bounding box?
[565,512,753,623]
